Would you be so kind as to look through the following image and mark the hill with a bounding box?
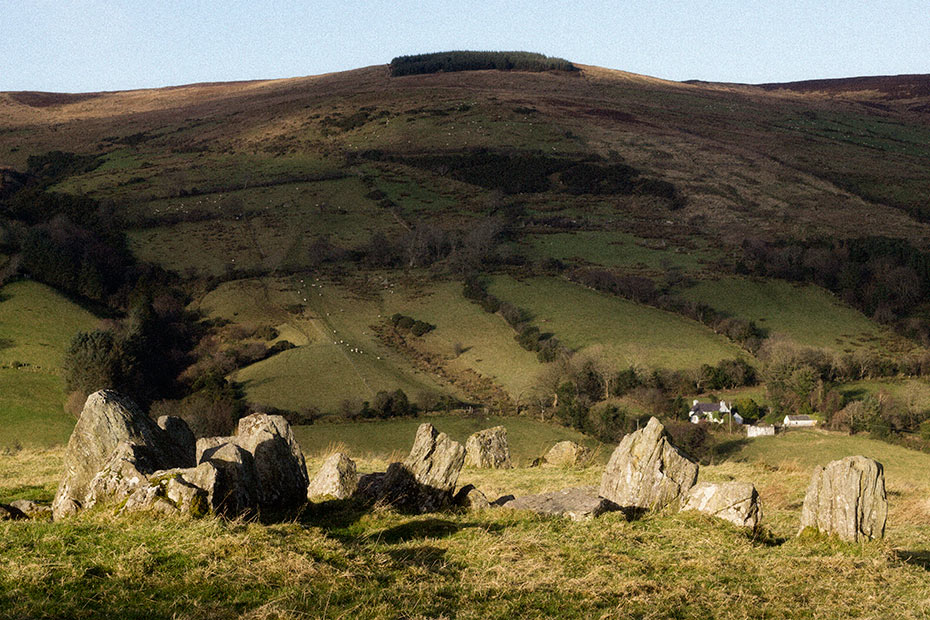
[3,55,930,438]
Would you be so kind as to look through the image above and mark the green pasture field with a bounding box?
[489,275,745,370]
[525,230,713,273]
[0,281,100,447]
[838,378,930,411]
[294,414,606,466]
[2,429,929,618]
[202,276,544,411]
[680,277,891,352]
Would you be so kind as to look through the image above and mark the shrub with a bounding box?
[479,294,501,313]
[664,420,711,462]
[500,302,531,327]
[410,320,435,337]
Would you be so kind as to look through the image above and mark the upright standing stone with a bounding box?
[542,441,590,467]
[465,426,512,469]
[235,413,310,510]
[307,453,359,500]
[599,417,699,512]
[799,455,887,542]
[680,481,763,529]
[52,390,194,520]
[372,423,466,512]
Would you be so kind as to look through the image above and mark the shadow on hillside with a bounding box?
[0,337,13,351]
[896,550,930,571]
[710,437,750,462]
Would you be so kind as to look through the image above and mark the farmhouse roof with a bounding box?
[785,415,814,421]
[690,402,724,413]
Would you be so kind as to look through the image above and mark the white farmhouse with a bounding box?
[783,414,817,428]
[689,400,743,425]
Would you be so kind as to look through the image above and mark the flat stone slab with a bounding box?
[500,487,618,521]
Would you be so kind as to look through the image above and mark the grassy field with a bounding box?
[2,429,930,618]
[0,281,100,448]
[525,230,714,273]
[128,177,399,276]
[202,276,544,412]
[489,276,745,370]
[295,414,606,466]
[680,277,890,352]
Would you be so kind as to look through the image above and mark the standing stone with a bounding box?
[799,455,887,542]
[84,441,161,510]
[235,413,309,510]
[199,442,260,516]
[465,426,512,469]
[543,441,590,467]
[52,390,194,519]
[308,453,358,500]
[599,417,699,512]
[373,423,466,512]
[680,481,763,529]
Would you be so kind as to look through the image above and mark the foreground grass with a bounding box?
[3,430,930,618]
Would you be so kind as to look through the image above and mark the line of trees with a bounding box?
[739,237,930,340]
[389,51,577,77]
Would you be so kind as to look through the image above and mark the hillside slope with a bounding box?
[3,59,930,419]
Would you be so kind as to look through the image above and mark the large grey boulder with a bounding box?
[799,455,887,542]
[543,441,590,467]
[308,453,358,500]
[599,417,699,513]
[8,500,52,520]
[465,426,512,469]
[199,441,260,516]
[53,390,194,520]
[235,413,309,510]
[500,487,618,521]
[680,481,763,529]
[363,423,466,513]
[196,436,233,464]
[84,441,161,511]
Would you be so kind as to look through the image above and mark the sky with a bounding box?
[2,0,928,93]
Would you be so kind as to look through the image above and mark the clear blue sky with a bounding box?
[3,0,928,92]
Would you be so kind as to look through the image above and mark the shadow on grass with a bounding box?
[711,437,750,462]
[0,337,13,351]
[896,550,930,571]
[386,544,448,567]
[370,518,461,544]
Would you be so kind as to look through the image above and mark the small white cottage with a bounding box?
[689,400,743,425]
[783,414,817,428]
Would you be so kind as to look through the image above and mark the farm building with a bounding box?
[783,414,817,428]
[689,400,743,425]
[746,424,776,438]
